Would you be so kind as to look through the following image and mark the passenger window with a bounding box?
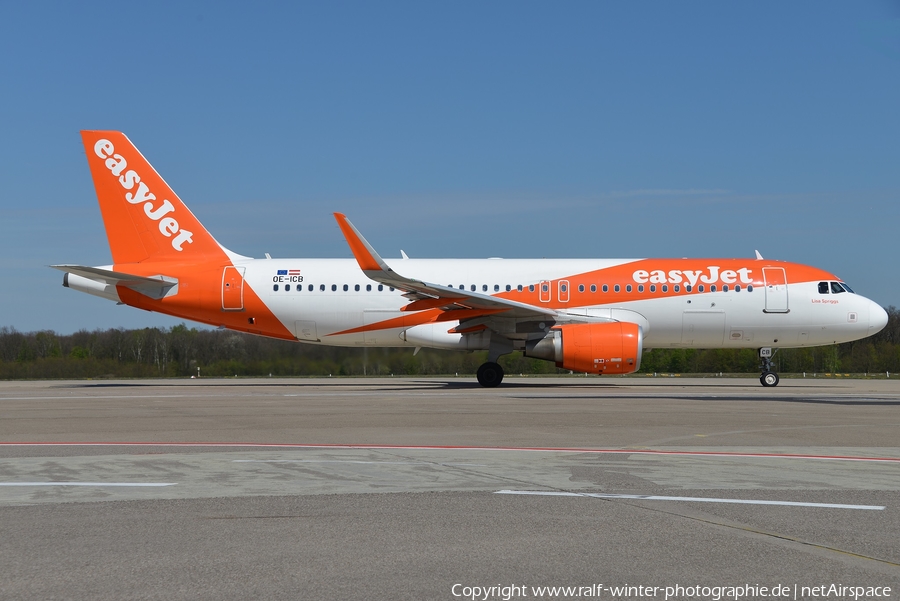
[494,285,500,292]
[378,285,383,291]
[650,285,656,293]
[273,284,279,291]
[710,285,716,292]
[686,285,692,292]
[637,285,643,293]
[747,285,753,292]
[662,285,668,293]
[517,285,523,292]
[343,284,349,291]
[366,284,371,291]
[285,284,291,291]
[308,284,313,291]
[830,282,845,294]
[734,285,740,292]
[471,284,476,292]
[614,284,620,293]
[818,282,829,294]
[354,284,360,291]
[578,284,584,292]
[332,284,337,291]
[722,285,728,292]
[674,285,680,292]
[506,285,511,292]
[320,284,325,291]
[483,285,488,292]
[698,285,704,292]
[590,284,596,292]
[626,284,632,293]
[529,285,535,292]
[603,284,608,293]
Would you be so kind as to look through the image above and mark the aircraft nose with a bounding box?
[869,301,888,334]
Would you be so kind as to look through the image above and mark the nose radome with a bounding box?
[869,302,888,334]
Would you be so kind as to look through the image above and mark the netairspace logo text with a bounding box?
[450,583,892,600]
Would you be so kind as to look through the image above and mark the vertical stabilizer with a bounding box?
[81,131,226,264]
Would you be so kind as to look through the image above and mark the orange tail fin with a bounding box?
[81,131,226,264]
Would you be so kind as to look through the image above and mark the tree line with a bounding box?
[2,306,899,379]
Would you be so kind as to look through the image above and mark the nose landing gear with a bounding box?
[759,347,779,387]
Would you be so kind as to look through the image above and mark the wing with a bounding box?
[333,213,559,321]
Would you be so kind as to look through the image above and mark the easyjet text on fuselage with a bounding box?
[632,266,753,287]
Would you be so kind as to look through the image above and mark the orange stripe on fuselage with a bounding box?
[328,308,505,337]
[484,259,836,309]
[113,261,295,340]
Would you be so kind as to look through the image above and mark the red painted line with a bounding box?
[0,442,899,463]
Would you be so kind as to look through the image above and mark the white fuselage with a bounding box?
[231,257,884,351]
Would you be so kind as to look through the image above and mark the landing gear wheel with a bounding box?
[758,348,779,388]
[476,362,504,388]
[760,372,780,387]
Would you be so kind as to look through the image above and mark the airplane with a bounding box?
[54,131,888,388]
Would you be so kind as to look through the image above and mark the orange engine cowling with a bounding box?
[525,322,643,374]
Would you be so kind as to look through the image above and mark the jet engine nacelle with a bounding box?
[525,322,643,374]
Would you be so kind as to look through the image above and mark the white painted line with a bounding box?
[494,490,885,510]
[235,459,422,464]
[0,395,208,401]
[0,482,176,487]
[233,460,487,466]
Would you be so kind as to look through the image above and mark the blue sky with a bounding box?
[1,2,899,333]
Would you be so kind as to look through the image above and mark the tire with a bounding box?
[760,372,780,387]
[476,362,504,388]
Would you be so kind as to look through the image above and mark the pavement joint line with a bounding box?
[615,498,900,569]
[1,442,899,463]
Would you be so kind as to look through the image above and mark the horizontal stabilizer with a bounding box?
[51,265,178,300]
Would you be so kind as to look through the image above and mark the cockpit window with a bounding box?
[830,281,845,294]
[841,283,855,293]
[818,282,829,294]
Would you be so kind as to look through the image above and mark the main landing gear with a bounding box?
[477,334,512,387]
[476,362,504,388]
[759,347,779,387]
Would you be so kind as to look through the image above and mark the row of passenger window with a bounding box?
[272,282,755,294]
[274,283,395,292]
[559,283,753,293]
[549,283,755,293]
